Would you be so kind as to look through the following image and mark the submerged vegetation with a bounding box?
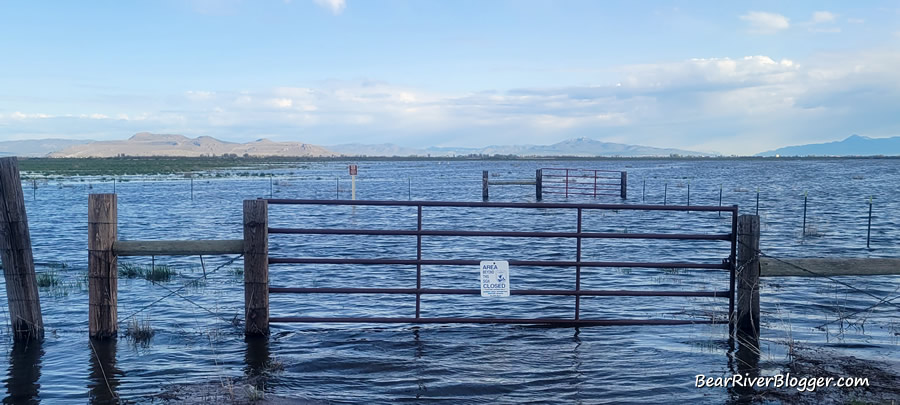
[125,318,155,346]
[119,262,177,282]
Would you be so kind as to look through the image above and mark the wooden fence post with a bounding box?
[620,171,627,199]
[535,169,542,201]
[0,157,43,340]
[736,214,760,346]
[482,171,489,201]
[244,199,269,336]
[89,193,117,338]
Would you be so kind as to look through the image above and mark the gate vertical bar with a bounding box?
[244,199,269,336]
[535,169,542,201]
[565,169,569,199]
[620,171,627,199]
[593,170,597,199]
[88,193,116,339]
[415,205,422,318]
[575,208,582,320]
[0,157,44,340]
[482,171,489,201]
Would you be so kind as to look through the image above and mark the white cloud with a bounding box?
[313,0,345,15]
[10,112,52,120]
[5,51,900,155]
[847,18,864,24]
[811,11,837,24]
[739,11,790,34]
[185,90,216,101]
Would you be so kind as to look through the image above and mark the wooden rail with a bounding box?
[114,240,243,256]
[760,258,900,277]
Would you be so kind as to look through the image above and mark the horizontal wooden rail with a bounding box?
[114,239,243,256]
[760,258,900,277]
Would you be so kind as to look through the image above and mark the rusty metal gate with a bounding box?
[265,199,737,327]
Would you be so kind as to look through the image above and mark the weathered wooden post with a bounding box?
[535,169,542,201]
[620,171,627,199]
[0,157,44,340]
[244,199,269,336]
[89,193,117,338]
[482,170,489,201]
[736,214,760,346]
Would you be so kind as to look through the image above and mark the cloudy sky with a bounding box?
[1,1,899,155]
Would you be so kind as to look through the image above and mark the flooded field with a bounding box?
[3,158,899,403]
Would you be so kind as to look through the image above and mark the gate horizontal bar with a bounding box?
[269,287,731,298]
[268,257,730,269]
[265,198,738,212]
[268,317,719,326]
[268,227,732,241]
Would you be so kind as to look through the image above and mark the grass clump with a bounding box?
[119,262,144,278]
[36,271,62,288]
[119,262,177,282]
[125,318,155,345]
[144,264,176,282]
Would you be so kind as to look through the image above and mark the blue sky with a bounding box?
[1,0,899,154]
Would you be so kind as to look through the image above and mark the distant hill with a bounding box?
[333,137,710,157]
[757,135,900,156]
[0,139,93,157]
[49,132,336,157]
[327,143,426,157]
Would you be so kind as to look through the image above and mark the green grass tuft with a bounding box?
[119,262,177,282]
[125,318,155,345]
[36,271,62,288]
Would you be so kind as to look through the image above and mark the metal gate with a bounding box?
[265,199,737,327]
[541,168,626,199]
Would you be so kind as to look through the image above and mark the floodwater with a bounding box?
[2,159,899,404]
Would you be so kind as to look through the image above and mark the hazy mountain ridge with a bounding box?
[0,139,93,157]
[756,135,900,156]
[332,137,709,157]
[7,133,709,158]
[49,132,336,157]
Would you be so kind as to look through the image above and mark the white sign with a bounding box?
[480,261,510,297]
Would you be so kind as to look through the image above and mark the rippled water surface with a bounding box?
[2,159,899,403]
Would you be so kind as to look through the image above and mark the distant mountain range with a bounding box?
[49,132,335,157]
[0,133,711,158]
[4,132,899,158]
[0,139,92,157]
[756,135,900,156]
[330,137,709,157]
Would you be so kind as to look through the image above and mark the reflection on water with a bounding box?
[88,339,121,405]
[4,340,42,405]
[244,335,270,377]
